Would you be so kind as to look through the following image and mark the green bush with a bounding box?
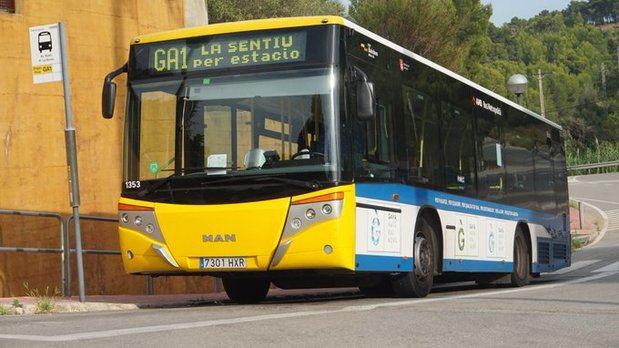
[23,282,60,314]
[566,138,619,175]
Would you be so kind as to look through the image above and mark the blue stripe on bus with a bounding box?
[356,255,568,274]
[443,259,514,273]
[356,183,558,227]
[355,254,413,272]
[355,254,514,273]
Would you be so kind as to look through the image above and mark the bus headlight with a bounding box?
[145,223,155,234]
[134,216,143,226]
[305,209,316,220]
[321,204,332,215]
[118,203,165,243]
[281,192,344,239]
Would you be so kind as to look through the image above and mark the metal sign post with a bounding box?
[58,22,86,303]
[30,22,86,302]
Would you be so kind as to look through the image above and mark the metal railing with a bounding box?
[0,209,68,295]
[0,209,153,297]
[568,160,619,172]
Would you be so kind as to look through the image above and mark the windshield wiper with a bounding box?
[252,176,321,190]
[198,174,322,190]
[136,174,182,198]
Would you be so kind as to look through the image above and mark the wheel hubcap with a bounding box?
[414,236,431,278]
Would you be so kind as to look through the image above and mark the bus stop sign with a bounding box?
[29,23,62,84]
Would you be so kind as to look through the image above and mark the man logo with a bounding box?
[202,234,237,242]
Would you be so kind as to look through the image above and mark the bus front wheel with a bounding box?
[222,277,270,304]
[391,216,435,298]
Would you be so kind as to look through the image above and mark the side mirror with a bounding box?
[102,80,117,119]
[101,63,128,119]
[356,80,375,120]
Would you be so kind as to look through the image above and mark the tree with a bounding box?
[206,0,344,24]
[349,0,490,72]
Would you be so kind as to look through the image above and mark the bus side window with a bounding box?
[357,97,393,179]
[504,111,537,210]
[440,100,475,195]
[551,128,568,215]
[476,110,505,201]
[534,126,556,214]
[402,86,441,186]
[352,64,394,180]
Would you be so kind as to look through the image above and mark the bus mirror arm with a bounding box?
[102,63,128,119]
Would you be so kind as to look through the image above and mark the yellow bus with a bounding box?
[102,16,570,303]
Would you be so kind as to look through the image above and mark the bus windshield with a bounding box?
[124,67,339,193]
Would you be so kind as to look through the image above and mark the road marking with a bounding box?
[593,261,619,273]
[550,259,600,275]
[0,270,617,342]
[580,180,619,184]
[571,197,619,206]
[606,209,619,230]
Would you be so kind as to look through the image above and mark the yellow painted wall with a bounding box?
[0,0,219,297]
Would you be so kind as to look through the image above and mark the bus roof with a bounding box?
[132,15,562,130]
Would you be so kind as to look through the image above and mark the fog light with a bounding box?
[120,213,129,223]
[145,223,155,234]
[324,245,333,254]
[134,216,143,226]
[305,209,316,220]
[126,250,134,259]
[291,218,302,229]
[322,204,332,215]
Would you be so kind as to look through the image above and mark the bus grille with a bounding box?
[538,241,550,264]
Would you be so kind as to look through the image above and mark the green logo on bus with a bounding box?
[149,161,159,174]
[458,228,465,251]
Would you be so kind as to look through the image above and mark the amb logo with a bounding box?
[202,234,237,242]
[360,43,378,59]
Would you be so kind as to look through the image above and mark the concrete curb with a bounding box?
[580,200,609,249]
[0,288,360,316]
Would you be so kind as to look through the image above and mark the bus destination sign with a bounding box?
[149,31,307,73]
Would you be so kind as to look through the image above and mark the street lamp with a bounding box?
[507,74,529,105]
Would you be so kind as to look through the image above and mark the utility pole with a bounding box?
[601,63,607,100]
[537,69,546,118]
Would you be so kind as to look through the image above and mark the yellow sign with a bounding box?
[32,64,53,75]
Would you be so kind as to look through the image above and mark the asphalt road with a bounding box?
[1,173,618,347]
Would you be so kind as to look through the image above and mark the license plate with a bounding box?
[200,257,247,269]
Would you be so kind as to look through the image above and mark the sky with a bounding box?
[338,0,575,26]
[481,0,573,26]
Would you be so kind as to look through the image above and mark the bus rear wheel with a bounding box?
[511,228,530,287]
[391,216,435,298]
[222,277,270,304]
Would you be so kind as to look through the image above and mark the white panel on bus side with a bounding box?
[355,197,417,259]
[439,209,518,263]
